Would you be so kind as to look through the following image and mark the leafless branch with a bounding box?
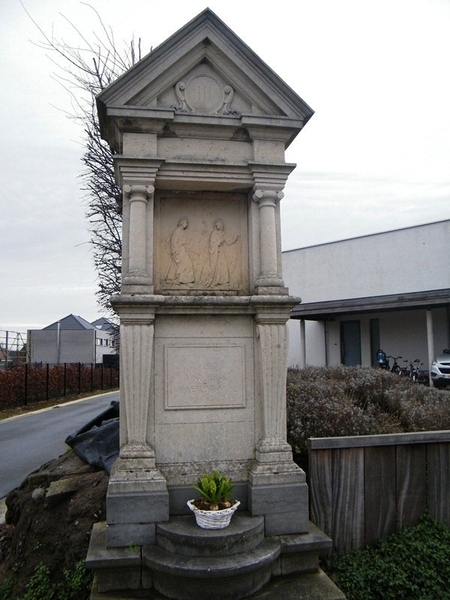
[23,1,146,315]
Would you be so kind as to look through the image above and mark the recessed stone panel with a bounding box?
[165,343,245,409]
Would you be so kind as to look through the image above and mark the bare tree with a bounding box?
[24,2,146,314]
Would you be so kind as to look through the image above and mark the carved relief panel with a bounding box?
[175,75,236,115]
[156,63,253,116]
[154,192,248,294]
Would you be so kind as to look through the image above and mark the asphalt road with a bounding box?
[0,391,119,498]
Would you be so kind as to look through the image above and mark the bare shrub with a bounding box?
[287,366,450,462]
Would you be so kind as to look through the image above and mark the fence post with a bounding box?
[90,363,94,392]
[24,363,28,406]
[63,363,67,397]
[78,363,82,395]
[46,364,50,400]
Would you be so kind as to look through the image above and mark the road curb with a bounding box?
[0,391,119,424]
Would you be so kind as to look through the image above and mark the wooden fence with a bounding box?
[308,430,450,555]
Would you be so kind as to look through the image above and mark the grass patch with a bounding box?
[0,560,93,600]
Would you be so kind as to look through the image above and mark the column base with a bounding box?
[248,443,309,535]
[256,285,289,295]
[106,456,169,547]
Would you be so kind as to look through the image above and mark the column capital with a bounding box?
[123,184,155,200]
[252,188,284,205]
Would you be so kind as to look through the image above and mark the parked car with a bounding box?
[431,349,450,388]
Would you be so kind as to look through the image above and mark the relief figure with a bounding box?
[204,218,239,287]
[165,218,195,285]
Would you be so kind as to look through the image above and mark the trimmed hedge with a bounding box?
[287,365,450,463]
[0,363,118,409]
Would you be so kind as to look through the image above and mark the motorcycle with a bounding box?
[376,349,390,370]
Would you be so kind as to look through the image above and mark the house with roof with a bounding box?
[283,219,450,375]
[27,314,116,365]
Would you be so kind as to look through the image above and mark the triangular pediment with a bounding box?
[98,9,313,136]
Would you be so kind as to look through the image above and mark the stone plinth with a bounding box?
[87,518,344,600]
[96,0,316,557]
[87,8,346,598]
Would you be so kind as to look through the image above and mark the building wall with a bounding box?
[60,330,96,364]
[94,329,116,363]
[287,305,449,370]
[283,221,450,369]
[283,220,450,303]
[28,329,115,365]
[28,330,60,364]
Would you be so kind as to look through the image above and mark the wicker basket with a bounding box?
[187,500,240,529]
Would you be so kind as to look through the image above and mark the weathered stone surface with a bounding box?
[106,523,156,548]
[85,7,343,600]
[97,9,311,529]
[250,570,346,599]
[31,487,45,501]
[86,522,148,592]
[156,513,264,556]
[88,519,343,599]
[46,474,93,507]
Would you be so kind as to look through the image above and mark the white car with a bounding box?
[431,349,450,389]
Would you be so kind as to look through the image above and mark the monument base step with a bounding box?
[90,569,345,600]
[87,517,345,600]
[144,539,279,599]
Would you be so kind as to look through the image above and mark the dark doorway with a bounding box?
[341,320,361,366]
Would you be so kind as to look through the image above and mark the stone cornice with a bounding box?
[111,293,300,316]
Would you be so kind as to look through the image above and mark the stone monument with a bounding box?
[87,9,344,600]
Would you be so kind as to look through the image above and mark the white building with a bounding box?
[28,314,116,365]
[283,220,450,371]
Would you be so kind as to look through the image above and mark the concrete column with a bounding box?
[426,309,434,387]
[253,189,284,289]
[300,320,306,368]
[123,184,154,287]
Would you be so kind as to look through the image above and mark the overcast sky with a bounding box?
[1,0,450,332]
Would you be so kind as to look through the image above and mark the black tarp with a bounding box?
[65,401,119,473]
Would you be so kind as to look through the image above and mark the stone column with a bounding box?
[253,312,297,465]
[119,318,155,459]
[123,184,154,288]
[248,309,309,535]
[253,189,285,291]
[106,303,169,548]
[256,320,291,453]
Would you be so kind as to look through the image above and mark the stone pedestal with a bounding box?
[87,518,345,600]
[96,0,315,552]
[87,8,345,600]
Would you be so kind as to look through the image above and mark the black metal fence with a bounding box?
[0,362,119,409]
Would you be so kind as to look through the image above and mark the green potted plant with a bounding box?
[187,470,240,529]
